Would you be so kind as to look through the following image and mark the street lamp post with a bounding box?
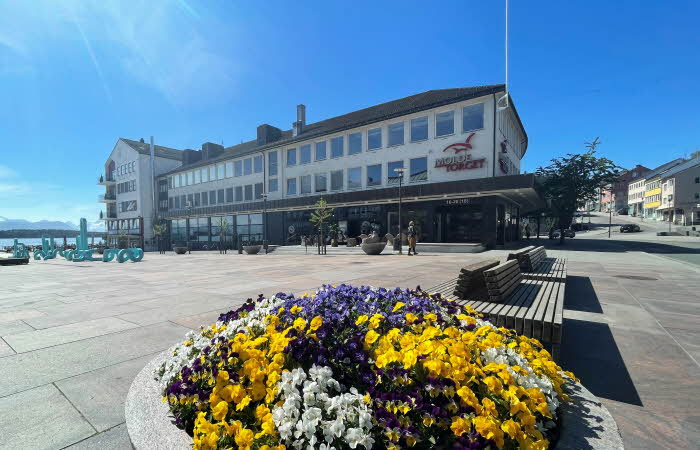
[395,167,407,254]
[186,202,193,254]
[608,206,612,238]
[262,193,268,254]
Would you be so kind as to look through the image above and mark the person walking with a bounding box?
[407,220,418,255]
[525,223,531,240]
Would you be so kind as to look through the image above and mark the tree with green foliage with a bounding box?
[309,198,334,254]
[536,137,621,244]
[153,221,167,254]
[218,217,229,254]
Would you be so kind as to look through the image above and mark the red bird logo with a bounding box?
[443,132,476,154]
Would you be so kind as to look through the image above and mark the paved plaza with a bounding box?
[1,237,699,449]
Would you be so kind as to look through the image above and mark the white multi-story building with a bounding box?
[657,157,700,225]
[98,138,183,247]
[627,178,647,216]
[99,85,545,249]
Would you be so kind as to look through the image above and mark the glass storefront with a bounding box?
[237,213,263,244]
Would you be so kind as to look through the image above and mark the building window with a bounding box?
[194,193,201,206]
[436,110,455,137]
[174,196,180,209]
[226,187,234,203]
[244,158,252,176]
[410,116,428,142]
[174,175,180,188]
[696,193,700,199]
[169,198,174,209]
[348,167,362,189]
[217,164,225,180]
[300,175,312,194]
[388,122,404,146]
[315,173,327,193]
[463,103,484,132]
[225,162,233,178]
[368,128,382,150]
[209,190,216,205]
[187,194,194,207]
[315,141,327,161]
[269,178,278,192]
[388,161,404,185]
[209,166,216,181]
[235,160,242,177]
[287,178,297,195]
[348,132,362,155]
[695,177,700,184]
[186,171,193,185]
[201,168,208,183]
[300,144,311,164]
[235,186,243,202]
[269,151,278,176]
[244,185,253,201]
[331,136,344,158]
[254,155,263,174]
[217,189,225,204]
[201,192,208,206]
[194,170,201,184]
[254,183,263,199]
[181,195,186,207]
[287,148,297,166]
[410,157,428,182]
[367,164,382,187]
[331,170,343,191]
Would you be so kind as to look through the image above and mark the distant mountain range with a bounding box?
[0,217,79,231]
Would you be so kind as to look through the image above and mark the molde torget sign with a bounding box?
[434,132,486,172]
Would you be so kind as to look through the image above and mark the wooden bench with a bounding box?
[517,246,567,282]
[427,258,566,360]
[506,246,536,263]
[453,259,500,299]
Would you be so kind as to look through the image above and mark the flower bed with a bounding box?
[156,285,577,449]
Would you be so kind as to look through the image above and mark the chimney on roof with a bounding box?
[257,124,282,146]
[201,142,224,160]
[182,149,202,166]
[139,138,145,143]
[293,104,306,136]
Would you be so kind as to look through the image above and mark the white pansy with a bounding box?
[273,364,374,449]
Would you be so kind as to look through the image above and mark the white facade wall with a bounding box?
[164,93,525,208]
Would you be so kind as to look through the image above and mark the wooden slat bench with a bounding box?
[453,260,500,299]
[517,246,567,282]
[517,246,547,272]
[427,258,566,360]
[506,246,536,263]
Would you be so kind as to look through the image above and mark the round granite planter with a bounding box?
[243,245,262,255]
[172,246,187,254]
[125,351,190,450]
[127,352,623,449]
[361,242,386,255]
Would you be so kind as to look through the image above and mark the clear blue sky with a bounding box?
[1,0,698,224]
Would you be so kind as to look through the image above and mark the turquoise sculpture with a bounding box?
[12,239,30,259]
[61,218,143,263]
[33,235,58,260]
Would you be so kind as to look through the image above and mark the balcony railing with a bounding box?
[98,193,116,202]
[98,175,116,185]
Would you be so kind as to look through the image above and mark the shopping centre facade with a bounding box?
[100,85,544,249]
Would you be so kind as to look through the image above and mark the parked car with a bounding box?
[550,229,576,239]
[570,223,590,232]
[617,209,629,215]
[620,224,641,233]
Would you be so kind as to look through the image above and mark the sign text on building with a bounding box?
[436,132,485,172]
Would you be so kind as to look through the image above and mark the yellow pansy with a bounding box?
[392,302,406,312]
[355,315,369,326]
[309,316,323,331]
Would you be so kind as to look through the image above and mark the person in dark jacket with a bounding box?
[407,221,418,255]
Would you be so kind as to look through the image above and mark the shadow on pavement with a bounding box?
[564,276,603,313]
[533,237,700,254]
[560,318,643,407]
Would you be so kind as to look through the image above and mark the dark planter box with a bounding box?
[173,246,187,255]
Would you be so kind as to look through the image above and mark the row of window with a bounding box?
[170,214,263,243]
[285,157,428,196]
[169,183,266,209]
[107,218,140,231]
[285,104,484,167]
[168,153,269,189]
[112,161,136,179]
[118,200,137,213]
[117,180,136,194]
[166,103,485,188]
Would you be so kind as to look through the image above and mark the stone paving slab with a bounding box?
[0,337,16,358]
[55,353,157,432]
[4,317,139,353]
[0,319,33,336]
[0,383,95,450]
[0,321,190,397]
[64,424,131,450]
[0,308,46,323]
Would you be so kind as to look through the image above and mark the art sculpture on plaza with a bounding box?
[33,235,58,260]
[60,218,143,263]
[12,239,30,259]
